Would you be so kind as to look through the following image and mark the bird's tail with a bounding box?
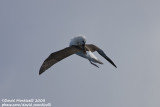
[92,58,103,64]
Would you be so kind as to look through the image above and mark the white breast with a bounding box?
[76,51,98,62]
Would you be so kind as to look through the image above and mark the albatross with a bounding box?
[39,35,117,75]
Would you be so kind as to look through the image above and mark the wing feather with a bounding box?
[86,44,117,68]
[39,46,82,75]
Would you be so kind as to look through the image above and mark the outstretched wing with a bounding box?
[85,44,117,68]
[39,46,82,75]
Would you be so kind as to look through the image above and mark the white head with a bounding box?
[69,34,86,47]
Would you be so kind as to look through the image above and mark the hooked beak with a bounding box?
[79,44,85,50]
[78,41,85,50]
[82,44,85,50]
[82,41,85,50]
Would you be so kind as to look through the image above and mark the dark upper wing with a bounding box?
[39,46,82,75]
[85,44,117,68]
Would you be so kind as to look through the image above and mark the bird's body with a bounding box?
[76,50,103,64]
[39,35,117,75]
[69,35,103,64]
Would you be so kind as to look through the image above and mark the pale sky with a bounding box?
[1,0,160,107]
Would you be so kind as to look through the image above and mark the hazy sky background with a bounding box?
[1,0,160,107]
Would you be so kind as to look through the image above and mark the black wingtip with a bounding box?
[39,69,44,75]
[109,61,117,68]
[96,49,117,68]
[110,61,117,68]
[114,64,117,68]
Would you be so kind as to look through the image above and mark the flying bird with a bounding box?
[39,35,117,75]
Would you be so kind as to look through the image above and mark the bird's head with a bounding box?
[70,34,86,49]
